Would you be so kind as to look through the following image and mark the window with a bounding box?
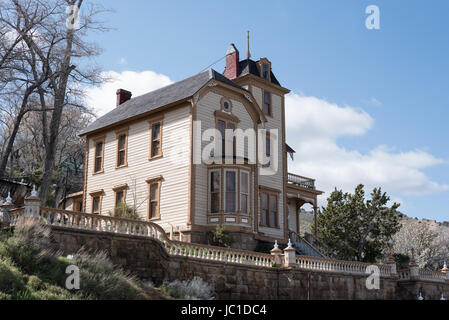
[260,191,278,228]
[269,195,277,227]
[261,193,268,226]
[208,168,251,216]
[92,196,100,214]
[240,171,249,214]
[217,119,235,158]
[116,132,127,167]
[210,171,221,213]
[225,170,237,213]
[90,191,103,214]
[217,120,225,157]
[262,133,271,168]
[263,91,271,116]
[221,98,232,112]
[149,120,162,159]
[114,190,125,211]
[149,184,159,219]
[112,184,127,214]
[94,139,104,173]
[147,177,162,220]
[262,63,269,79]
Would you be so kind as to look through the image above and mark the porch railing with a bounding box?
[287,173,315,190]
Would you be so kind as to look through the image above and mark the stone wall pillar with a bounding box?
[409,245,419,280]
[409,265,419,280]
[24,187,41,219]
[283,239,296,268]
[386,240,398,278]
[270,241,283,267]
[0,192,14,227]
[442,262,449,282]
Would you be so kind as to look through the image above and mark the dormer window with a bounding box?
[262,63,269,79]
[258,59,271,82]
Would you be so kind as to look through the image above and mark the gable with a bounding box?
[194,80,266,126]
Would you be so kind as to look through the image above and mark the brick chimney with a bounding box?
[116,89,132,107]
[224,44,240,80]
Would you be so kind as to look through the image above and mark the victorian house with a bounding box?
[78,42,324,254]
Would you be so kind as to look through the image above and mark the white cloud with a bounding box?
[85,70,173,116]
[286,93,448,206]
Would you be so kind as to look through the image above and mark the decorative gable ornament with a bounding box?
[193,93,199,105]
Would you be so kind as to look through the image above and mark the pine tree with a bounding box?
[316,184,401,262]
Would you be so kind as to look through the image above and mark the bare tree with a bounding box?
[0,0,108,204]
[13,104,92,192]
[393,219,449,270]
[0,0,57,176]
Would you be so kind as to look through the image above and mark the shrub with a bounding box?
[207,225,235,248]
[161,277,215,300]
[71,250,149,300]
[0,218,70,286]
[0,219,155,300]
[0,257,27,296]
[394,253,411,270]
[108,203,141,220]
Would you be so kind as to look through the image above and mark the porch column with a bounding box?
[295,200,300,235]
[313,200,318,238]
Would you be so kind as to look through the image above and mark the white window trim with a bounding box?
[240,170,250,214]
[208,169,221,214]
[224,169,238,214]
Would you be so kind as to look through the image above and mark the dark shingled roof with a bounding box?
[224,59,281,86]
[79,69,246,136]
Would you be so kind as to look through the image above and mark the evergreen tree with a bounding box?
[316,184,401,262]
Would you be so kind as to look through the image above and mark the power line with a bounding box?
[200,55,227,73]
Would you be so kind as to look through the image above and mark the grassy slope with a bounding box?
[0,219,171,300]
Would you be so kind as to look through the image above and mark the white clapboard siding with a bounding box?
[86,105,191,231]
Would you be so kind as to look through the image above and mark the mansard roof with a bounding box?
[79,69,248,136]
[224,59,281,86]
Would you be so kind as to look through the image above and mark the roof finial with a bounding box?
[246,30,251,60]
[6,192,12,204]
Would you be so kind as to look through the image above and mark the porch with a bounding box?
[286,173,325,256]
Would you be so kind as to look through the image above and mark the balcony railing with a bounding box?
[288,173,315,190]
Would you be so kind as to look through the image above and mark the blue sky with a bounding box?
[85,0,449,221]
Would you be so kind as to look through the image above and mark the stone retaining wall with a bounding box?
[49,226,448,300]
